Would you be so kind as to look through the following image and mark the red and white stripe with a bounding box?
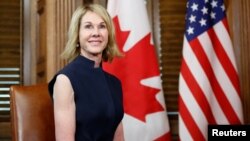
[179,18,244,141]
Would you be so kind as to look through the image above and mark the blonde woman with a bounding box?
[49,4,124,141]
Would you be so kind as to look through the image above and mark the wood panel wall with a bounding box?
[0,0,21,139]
[159,0,186,139]
[229,0,250,123]
[36,0,47,83]
[0,0,21,68]
[0,0,21,122]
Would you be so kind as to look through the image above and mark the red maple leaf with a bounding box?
[103,16,164,122]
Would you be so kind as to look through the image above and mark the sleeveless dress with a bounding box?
[48,55,124,141]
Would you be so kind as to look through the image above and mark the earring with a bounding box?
[76,43,80,48]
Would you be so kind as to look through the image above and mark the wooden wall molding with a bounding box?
[230,0,250,123]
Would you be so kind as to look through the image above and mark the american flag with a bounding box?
[178,0,244,140]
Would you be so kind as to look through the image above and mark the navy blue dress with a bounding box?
[48,55,124,141]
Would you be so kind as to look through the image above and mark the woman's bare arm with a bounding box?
[113,122,124,141]
[53,74,75,141]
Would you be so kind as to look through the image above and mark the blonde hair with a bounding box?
[61,4,122,62]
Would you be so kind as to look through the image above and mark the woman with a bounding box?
[48,4,124,141]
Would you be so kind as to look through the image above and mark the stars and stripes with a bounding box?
[185,0,225,40]
[178,0,244,141]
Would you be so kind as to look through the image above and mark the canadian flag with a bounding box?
[103,0,172,140]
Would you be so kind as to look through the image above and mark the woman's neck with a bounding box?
[80,53,102,68]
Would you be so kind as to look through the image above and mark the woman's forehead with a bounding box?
[81,11,104,23]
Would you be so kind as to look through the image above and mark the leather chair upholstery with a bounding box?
[10,83,55,141]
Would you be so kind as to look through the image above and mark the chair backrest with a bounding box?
[10,83,55,141]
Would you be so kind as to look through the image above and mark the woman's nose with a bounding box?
[92,27,100,36]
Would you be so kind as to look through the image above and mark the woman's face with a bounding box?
[79,11,108,58]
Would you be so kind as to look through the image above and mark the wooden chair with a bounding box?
[9,83,55,141]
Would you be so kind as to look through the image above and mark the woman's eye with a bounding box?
[99,24,106,29]
[84,24,93,29]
